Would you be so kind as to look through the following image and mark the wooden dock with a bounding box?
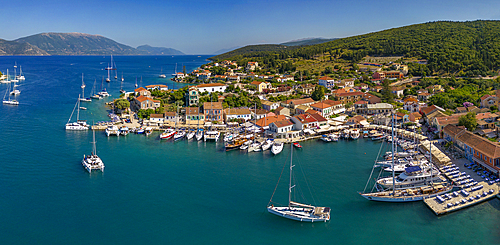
[423,181,499,215]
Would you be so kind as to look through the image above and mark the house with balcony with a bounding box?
[203,102,223,123]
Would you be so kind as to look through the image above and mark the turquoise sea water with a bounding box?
[0,56,499,245]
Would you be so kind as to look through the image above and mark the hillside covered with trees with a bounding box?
[209,21,500,77]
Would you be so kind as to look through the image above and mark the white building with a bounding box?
[196,83,227,93]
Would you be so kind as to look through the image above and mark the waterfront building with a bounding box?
[291,113,319,130]
[223,108,252,122]
[164,111,178,123]
[310,100,342,117]
[145,84,169,91]
[185,107,205,124]
[443,125,500,177]
[254,115,287,128]
[203,102,223,123]
[150,114,165,126]
[269,119,298,139]
[131,95,161,111]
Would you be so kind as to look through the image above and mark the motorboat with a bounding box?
[160,128,177,140]
[204,130,220,141]
[271,142,284,155]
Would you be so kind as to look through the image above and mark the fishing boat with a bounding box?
[65,95,89,130]
[160,128,177,140]
[271,142,284,155]
[225,139,245,151]
[82,128,104,173]
[293,142,302,148]
[267,144,330,222]
[105,125,120,137]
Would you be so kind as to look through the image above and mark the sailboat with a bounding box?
[66,95,89,130]
[114,62,118,79]
[120,76,125,94]
[82,127,105,173]
[2,77,19,105]
[159,67,166,78]
[90,79,101,99]
[79,74,91,102]
[359,114,451,202]
[135,77,138,88]
[121,72,124,82]
[172,63,178,76]
[267,144,331,222]
[16,65,25,80]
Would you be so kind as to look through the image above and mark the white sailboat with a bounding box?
[121,72,124,82]
[2,77,19,105]
[79,74,91,102]
[82,128,105,173]
[159,67,166,78]
[66,95,89,130]
[16,65,25,80]
[267,144,331,222]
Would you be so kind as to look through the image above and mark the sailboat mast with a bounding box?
[391,112,395,195]
[430,140,433,185]
[77,94,81,121]
[92,127,97,155]
[289,143,295,206]
[81,73,85,98]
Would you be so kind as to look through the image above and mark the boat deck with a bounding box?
[423,181,499,215]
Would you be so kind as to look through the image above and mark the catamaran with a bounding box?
[267,144,331,222]
[82,128,105,173]
[65,95,89,130]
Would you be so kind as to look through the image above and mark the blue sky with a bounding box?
[3,0,500,54]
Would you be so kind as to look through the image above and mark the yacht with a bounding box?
[145,127,153,136]
[376,166,442,189]
[105,125,120,137]
[174,130,186,141]
[195,128,204,141]
[321,135,332,142]
[82,129,105,173]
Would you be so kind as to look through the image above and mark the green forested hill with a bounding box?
[210,21,500,76]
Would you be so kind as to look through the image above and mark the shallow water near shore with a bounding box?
[0,56,499,245]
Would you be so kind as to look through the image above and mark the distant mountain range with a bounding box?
[0,32,184,55]
[136,45,184,55]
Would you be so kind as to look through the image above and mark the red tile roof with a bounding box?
[273,119,294,128]
[255,115,286,127]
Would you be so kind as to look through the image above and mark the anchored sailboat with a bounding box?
[267,144,330,222]
[65,95,89,130]
[79,74,91,102]
[82,127,105,173]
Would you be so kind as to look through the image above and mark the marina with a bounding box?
[1,56,500,245]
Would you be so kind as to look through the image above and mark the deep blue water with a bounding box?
[0,56,499,245]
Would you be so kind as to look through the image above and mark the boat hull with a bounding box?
[267,206,329,222]
[359,188,452,202]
